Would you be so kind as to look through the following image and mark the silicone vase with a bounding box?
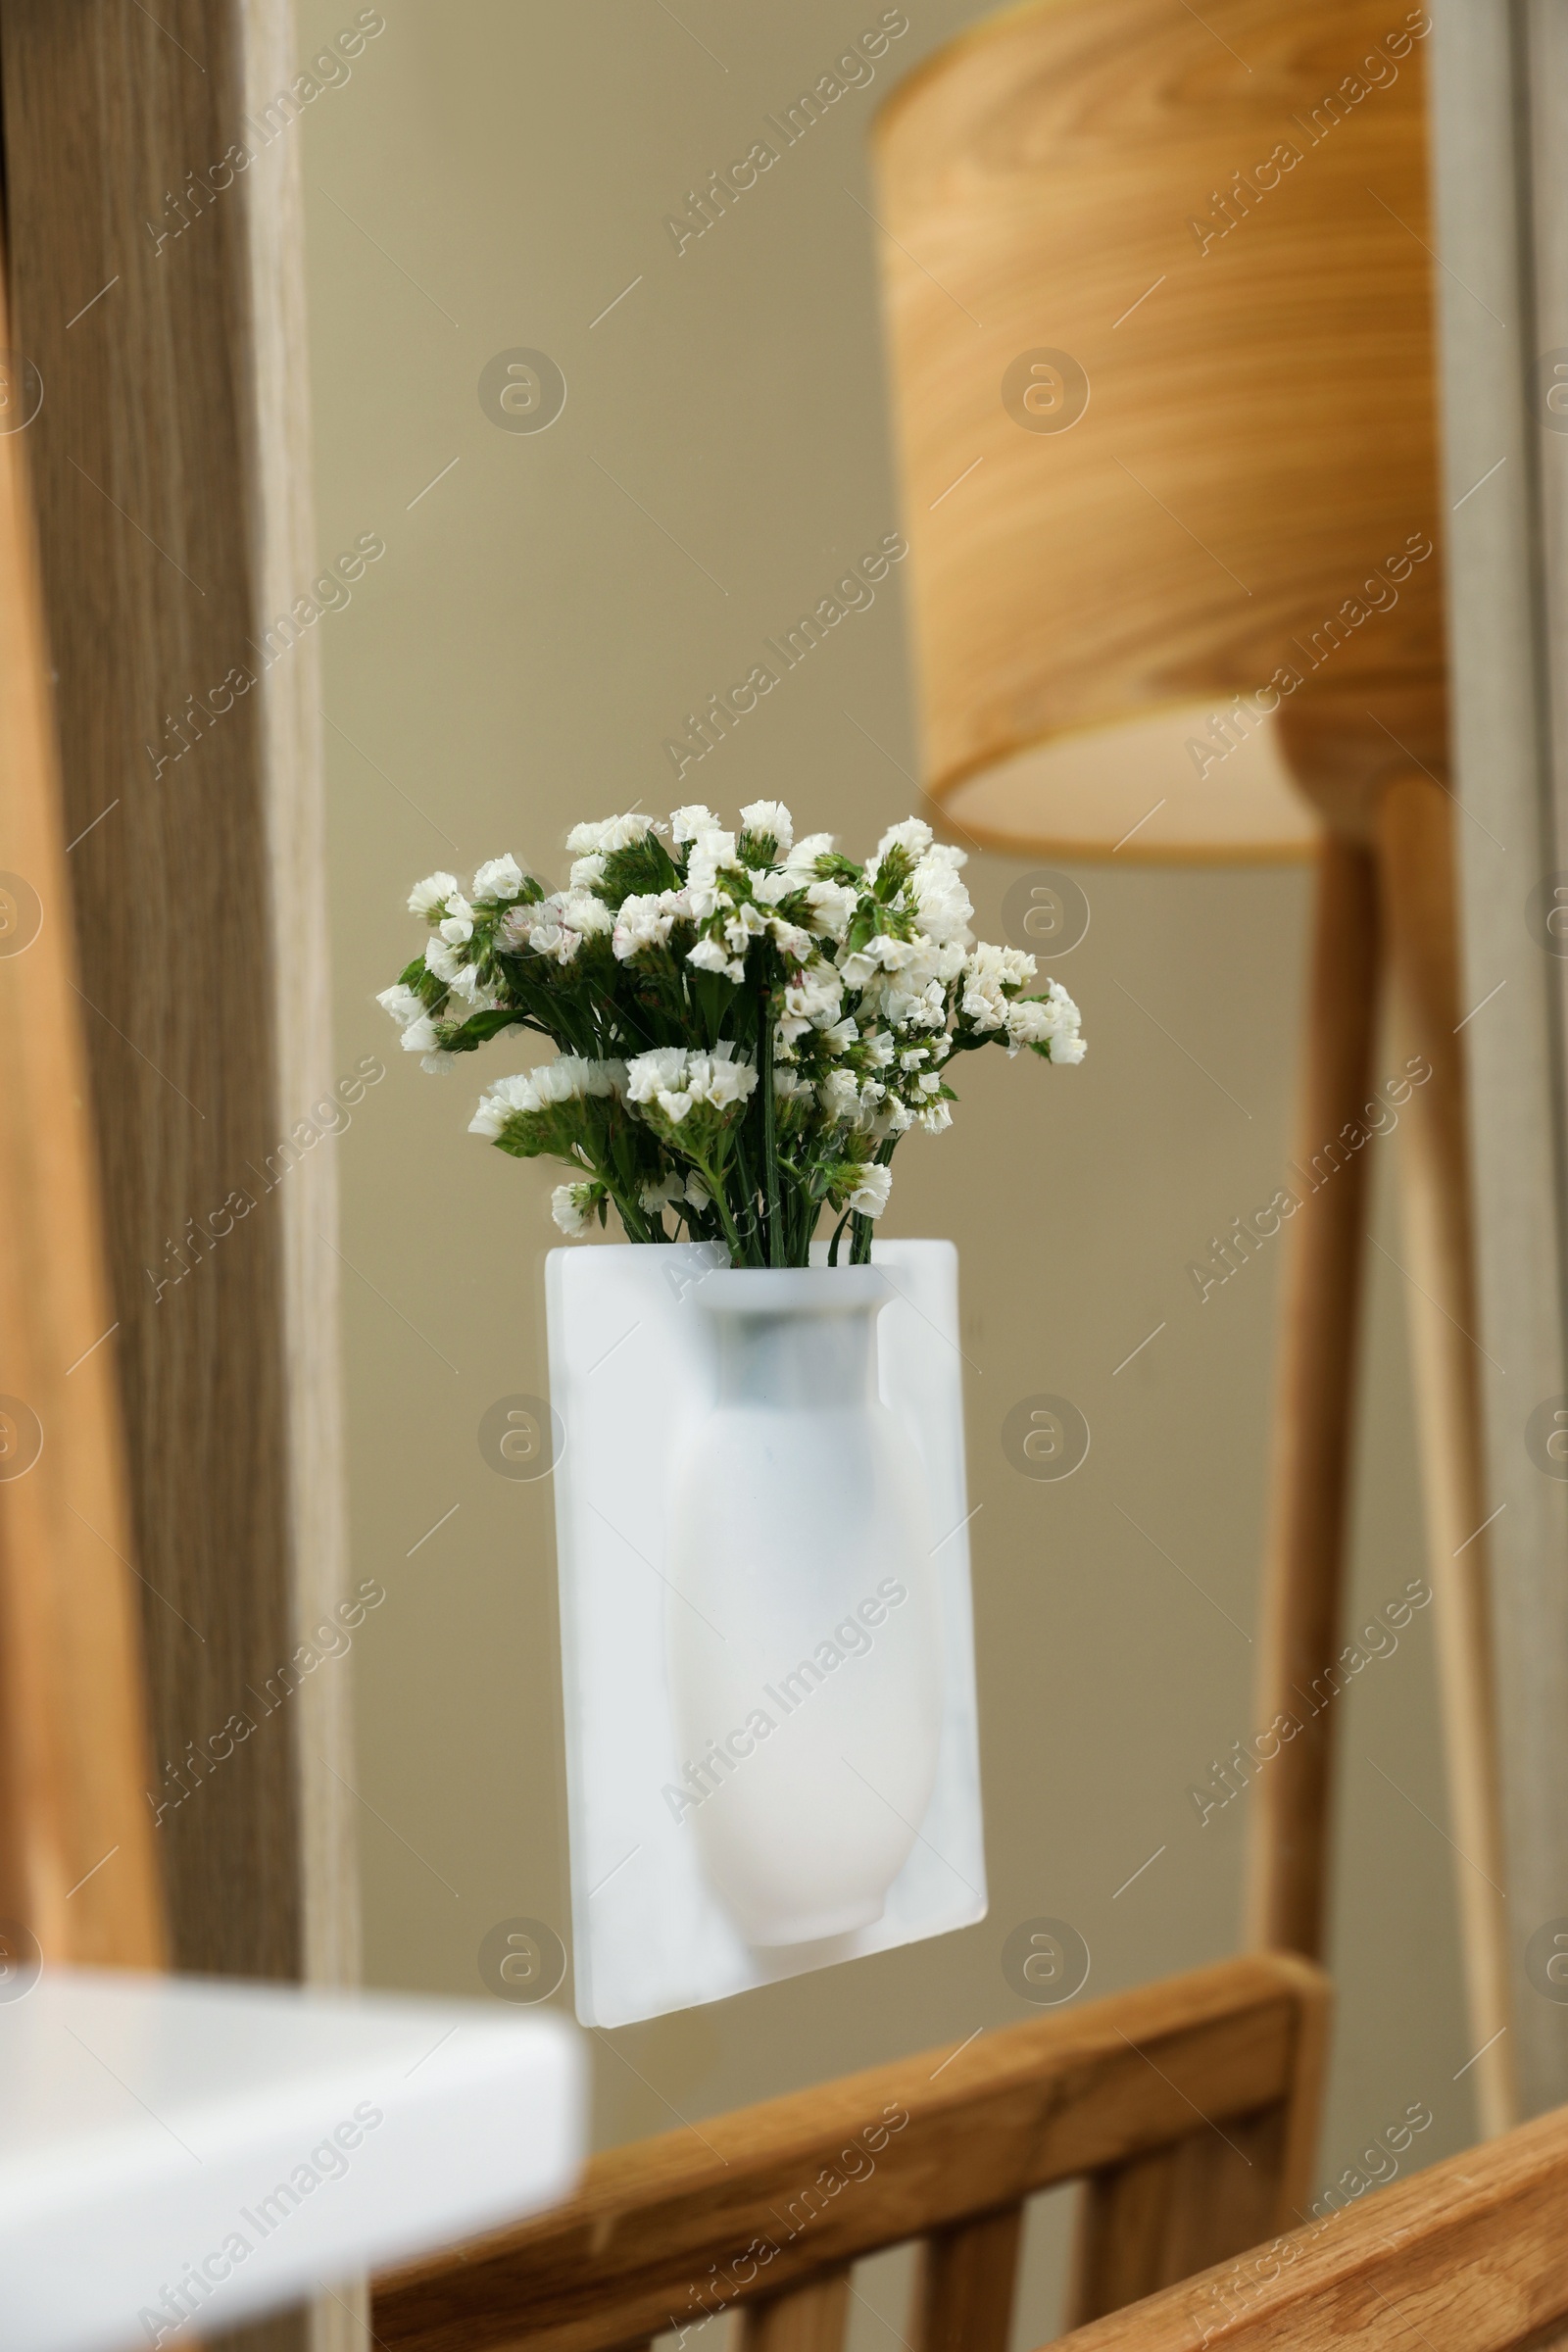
[666,1265,943,1945]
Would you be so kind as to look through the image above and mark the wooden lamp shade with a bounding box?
[872,0,1518,2139]
[871,0,1444,862]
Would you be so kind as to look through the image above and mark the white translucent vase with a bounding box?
[666,1265,943,1946]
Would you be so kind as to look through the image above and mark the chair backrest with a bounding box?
[373,1952,1327,2352]
[1048,2095,1568,2352]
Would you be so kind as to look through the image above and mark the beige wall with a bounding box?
[298,2,1473,2335]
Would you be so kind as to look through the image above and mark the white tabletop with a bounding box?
[0,1966,585,2352]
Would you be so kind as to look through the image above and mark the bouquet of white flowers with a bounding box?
[378,801,1084,1266]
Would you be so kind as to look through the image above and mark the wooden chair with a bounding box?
[373,1951,1327,2352]
[1048,2097,1568,2351]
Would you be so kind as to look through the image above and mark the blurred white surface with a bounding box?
[0,1966,584,2352]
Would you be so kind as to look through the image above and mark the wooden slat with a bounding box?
[1067,2107,1287,2326]
[373,1953,1328,2352]
[1378,775,1515,2135]
[1048,2101,1568,2352]
[1069,1925,1326,2326]
[1244,842,1379,1962]
[0,171,165,1970]
[738,2273,851,2352]
[909,2205,1021,2352]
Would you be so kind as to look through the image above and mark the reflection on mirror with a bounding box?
[8,0,1556,2343]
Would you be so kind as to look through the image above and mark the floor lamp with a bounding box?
[872,0,1514,2133]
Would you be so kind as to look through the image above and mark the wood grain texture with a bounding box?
[0,222,165,1970]
[1069,1939,1326,2326]
[1045,2100,1568,2352]
[1377,775,1515,2134]
[373,1953,1329,2352]
[1068,2108,1287,2328]
[0,0,355,2012]
[1244,841,1379,1960]
[872,0,1444,860]
[909,2204,1022,2352]
[737,2273,851,2352]
[1429,0,1568,2120]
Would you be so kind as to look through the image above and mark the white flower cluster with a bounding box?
[625,1041,759,1127]
[381,801,1084,1261]
[468,1055,625,1141]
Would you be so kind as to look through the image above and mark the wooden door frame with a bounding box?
[0,0,358,2341]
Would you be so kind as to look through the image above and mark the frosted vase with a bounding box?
[666,1265,943,1946]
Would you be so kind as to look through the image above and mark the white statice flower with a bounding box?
[684,829,739,920]
[820,1067,882,1125]
[1002,999,1052,1053]
[840,933,918,990]
[804,878,858,939]
[423,935,466,985]
[471,855,524,902]
[527,889,614,964]
[670,804,718,845]
[376,983,424,1030]
[960,940,1038,1032]
[868,817,933,877]
[625,1045,687,1107]
[1030,977,1087,1064]
[469,1056,624,1139]
[910,844,973,945]
[692,1046,758,1109]
[437,893,474,945]
[723,902,766,955]
[551,1182,597,1236]
[783,964,844,1026]
[739,800,794,854]
[391,808,1083,1253]
[847,1163,893,1217]
[420,1049,462,1074]
[687,936,746,983]
[446,962,500,1009]
[625,1042,758,1125]
[783,831,836,875]
[766,916,814,960]
[612,892,678,960]
[408,870,460,918]
[566,811,663,857]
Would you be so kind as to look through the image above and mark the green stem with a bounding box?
[696,1156,747,1266]
[759,979,783,1267]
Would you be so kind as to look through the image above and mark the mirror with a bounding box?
[296,4,1469,2335]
